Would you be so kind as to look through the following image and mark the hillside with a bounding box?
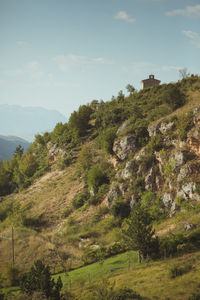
[0,135,30,161]
[0,75,200,299]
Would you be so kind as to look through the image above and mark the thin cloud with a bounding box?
[122,61,181,76]
[183,30,200,48]
[166,4,200,18]
[54,54,113,72]
[16,41,29,47]
[114,11,136,23]
[5,61,45,79]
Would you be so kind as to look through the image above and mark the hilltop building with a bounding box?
[141,75,161,89]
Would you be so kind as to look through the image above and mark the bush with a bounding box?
[188,292,200,300]
[2,265,21,287]
[72,190,89,209]
[168,263,192,278]
[87,165,109,193]
[99,127,117,154]
[114,287,142,299]
[176,111,194,141]
[159,84,185,110]
[111,200,130,219]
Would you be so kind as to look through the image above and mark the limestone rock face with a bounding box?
[173,151,188,168]
[120,161,136,179]
[187,127,200,156]
[113,135,137,160]
[148,121,174,137]
[187,107,200,156]
[47,143,68,163]
[180,182,200,201]
[162,193,173,209]
[106,185,119,207]
[177,165,192,183]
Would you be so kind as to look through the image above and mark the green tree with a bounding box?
[69,105,93,137]
[78,143,93,173]
[87,164,108,193]
[20,260,63,300]
[160,84,185,110]
[0,162,11,196]
[100,127,116,154]
[123,204,156,263]
[117,90,125,102]
[14,145,24,157]
[126,84,135,95]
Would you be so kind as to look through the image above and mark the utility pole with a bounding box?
[12,227,14,266]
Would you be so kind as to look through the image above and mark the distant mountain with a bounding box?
[0,135,30,161]
[0,104,67,141]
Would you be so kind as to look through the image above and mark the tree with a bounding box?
[160,84,185,110]
[179,68,190,79]
[122,204,156,263]
[0,162,11,196]
[126,84,135,95]
[14,145,24,157]
[78,143,93,173]
[20,260,63,300]
[117,90,125,102]
[87,164,108,193]
[69,105,93,137]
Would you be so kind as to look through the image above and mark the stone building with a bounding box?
[141,75,161,89]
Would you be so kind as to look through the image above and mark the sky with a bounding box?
[0,0,200,118]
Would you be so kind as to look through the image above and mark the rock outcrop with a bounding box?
[113,135,137,161]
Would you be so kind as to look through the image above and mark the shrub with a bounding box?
[168,263,192,278]
[159,84,185,110]
[2,265,21,287]
[188,292,200,300]
[61,208,72,218]
[87,165,109,193]
[114,287,142,299]
[111,200,130,218]
[72,190,89,209]
[176,111,194,141]
[100,127,117,154]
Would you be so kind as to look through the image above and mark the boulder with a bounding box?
[159,121,174,135]
[177,165,192,183]
[148,121,174,137]
[134,147,147,161]
[184,223,197,231]
[113,135,137,161]
[162,193,173,209]
[181,182,200,201]
[187,107,200,156]
[106,185,120,207]
[120,161,136,179]
[48,143,68,163]
[145,167,156,191]
[173,151,188,168]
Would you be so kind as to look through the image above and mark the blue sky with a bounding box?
[0,0,200,117]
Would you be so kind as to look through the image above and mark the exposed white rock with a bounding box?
[113,135,137,160]
[162,193,173,209]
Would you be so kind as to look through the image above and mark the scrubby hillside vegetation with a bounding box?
[0,75,200,299]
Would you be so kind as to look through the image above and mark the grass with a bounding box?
[51,250,200,300]
[54,250,138,287]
